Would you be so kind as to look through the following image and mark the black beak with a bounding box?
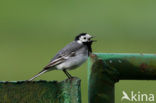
[91,40,97,42]
[90,36,96,42]
[91,36,95,39]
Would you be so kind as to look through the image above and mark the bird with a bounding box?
[29,33,95,81]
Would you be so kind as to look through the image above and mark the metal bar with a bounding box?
[88,53,156,103]
[0,78,81,103]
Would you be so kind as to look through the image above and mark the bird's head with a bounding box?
[75,33,96,44]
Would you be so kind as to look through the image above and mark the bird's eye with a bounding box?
[84,37,86,39]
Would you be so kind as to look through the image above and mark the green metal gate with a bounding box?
[0,53,156,103]
[88,53,156,103]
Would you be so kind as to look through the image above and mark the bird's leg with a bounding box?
[63,69,73,79]
[63,70,70,79]
[66,71,73,78]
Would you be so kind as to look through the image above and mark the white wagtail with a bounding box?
[29,33,95,81]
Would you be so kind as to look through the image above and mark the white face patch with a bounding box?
[77,34,92,44]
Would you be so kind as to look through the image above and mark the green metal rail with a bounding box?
[0,78,81,103]
[88,53,156,103]
[1,53,156,103]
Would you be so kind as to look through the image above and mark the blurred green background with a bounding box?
[0,0,156,103]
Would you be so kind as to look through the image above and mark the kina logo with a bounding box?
[121,91,155,102]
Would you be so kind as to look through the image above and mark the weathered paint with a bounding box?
[0,77,81,103]
[88,53,156,103]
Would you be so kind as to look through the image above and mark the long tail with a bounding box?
[28,70,48,81]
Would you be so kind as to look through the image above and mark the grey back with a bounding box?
[50,41,84,62]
